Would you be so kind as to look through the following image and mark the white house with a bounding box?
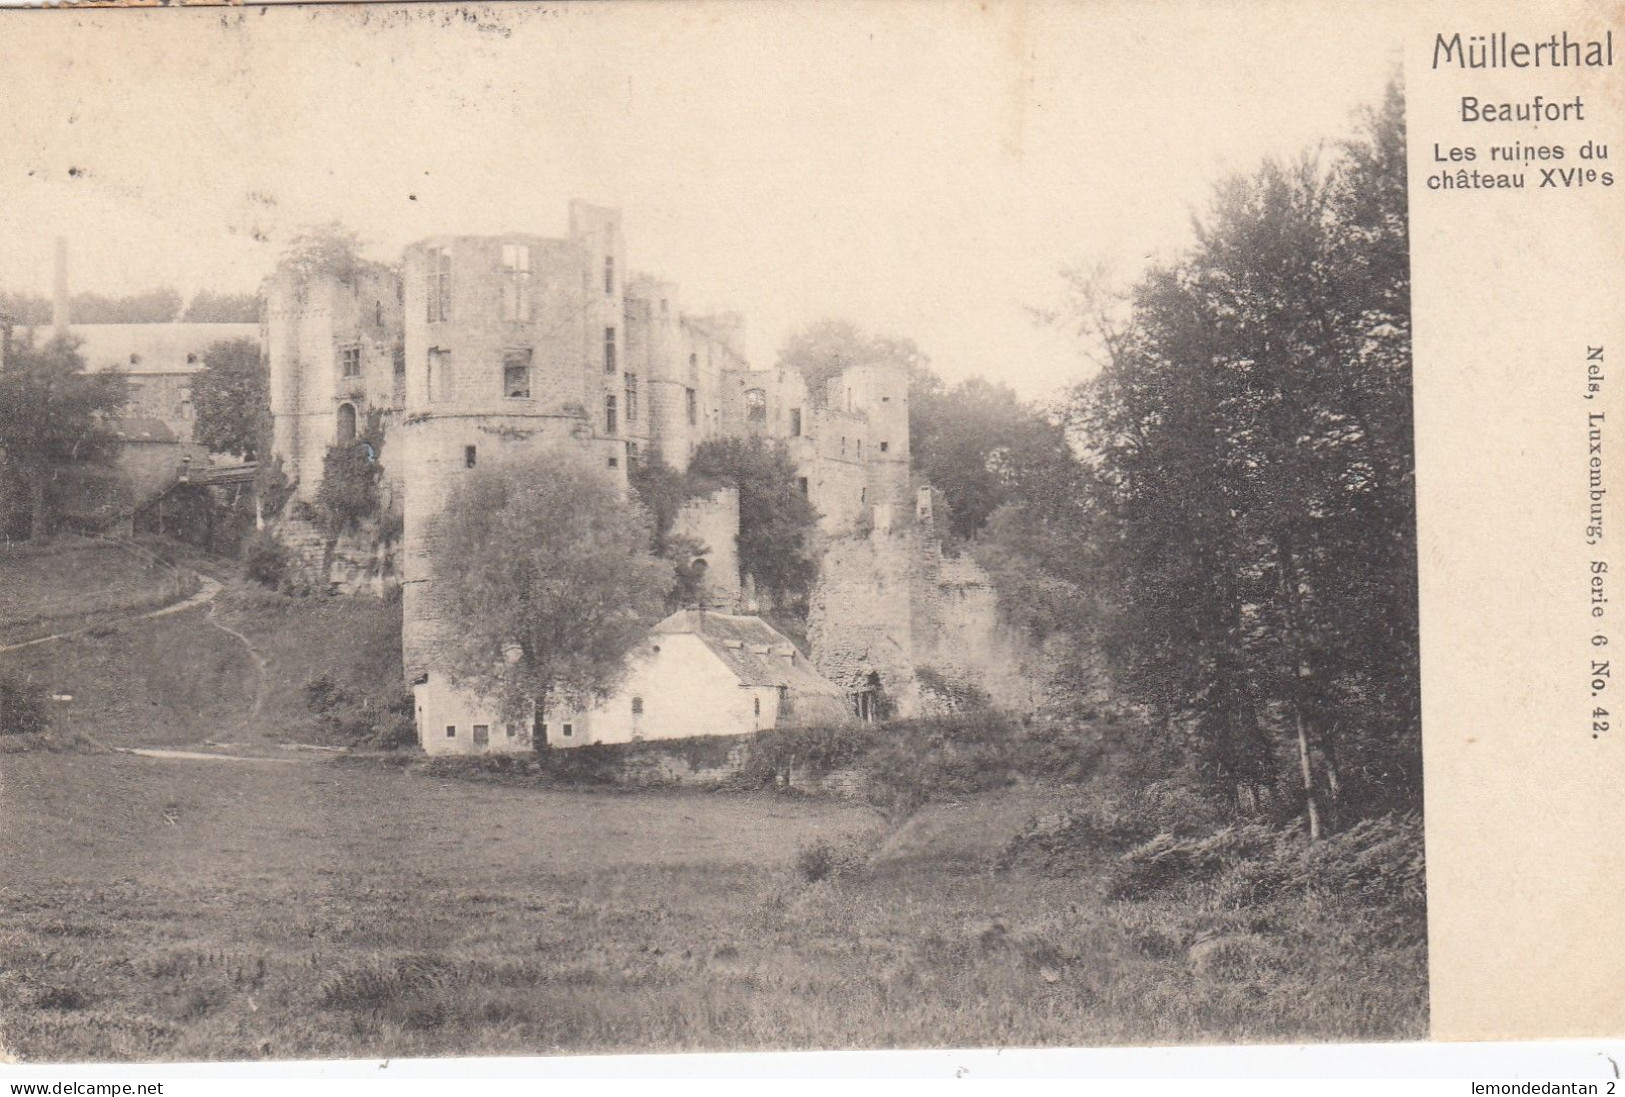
[414,610,850,755]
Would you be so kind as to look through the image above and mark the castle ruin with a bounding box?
[264,200,1042,753]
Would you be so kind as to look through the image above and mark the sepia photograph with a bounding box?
[0,1,1429,1065]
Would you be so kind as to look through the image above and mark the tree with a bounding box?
[1012,78,1416,834]
[192,338,267,460]
[182,290,260,323]
[776,319,929,408]
[68,287,183,324]
[687,436,820,614]
[911,376,1074,541]
[430,449,674,720]
[0,332,127,539]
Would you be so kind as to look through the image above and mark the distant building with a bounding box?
[417,610,848,755]
[65,322,261,446]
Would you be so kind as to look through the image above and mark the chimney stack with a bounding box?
[52,236,69,336]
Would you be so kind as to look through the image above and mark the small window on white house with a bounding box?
[562,723,574,738]
[186,352,198,364]
[880,441,888,453]
[632,697,643,715]
[445,725,457,738]
[130,353,141,365]
[505,724,517,739]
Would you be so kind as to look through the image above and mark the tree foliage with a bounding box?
[431,449,674,719]
[911,376,1074,541]
[687,436,820,613]
[0,332,128,539]
[192,337,268,460]
[996,79,1416,833]
[182,290,260,323]
[312,408,387,539]
[776,319,929,408]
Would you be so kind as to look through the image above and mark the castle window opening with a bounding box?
[856,439,862,457]
[605,394,618,435]
[688,352,697,371]
[879,441,888,453]
[505,724,517,739]
[881,395,890,403]
[660,298,668,315]
[685,387,697,426]
[503,348,532,398]
[790,408,802,437]
[446,725,457,738]
[745,388,767,422]
[336,402,358,443]
[631,696,643,715]
[753,696,761,718]
[375,299,383,326]
[427,348,450,402]
[797,476,809,496]
[604,326,617,373]
[340,345,361,378]
[604,255,615,295]
[625,374,638,422]
[427,246,452,323]
[841,436,846,455]
[501,243,533,322]
[607,455,619,469]
[130,353,141,365]
[465,445,477,468]
[186,352,198,364]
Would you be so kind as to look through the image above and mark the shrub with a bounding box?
[242,530,289,588]
[0,677,48,736]
[795,839,839,883]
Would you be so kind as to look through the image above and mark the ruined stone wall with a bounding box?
[670,486,742,610]
[807,525,923,716]
[915,551,1044,715]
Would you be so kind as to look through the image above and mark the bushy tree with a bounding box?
[192,337,267,460]
[911,376,1074,541]
[776,319,929,408]
[182,290,260,323]
[1005,79,1416,835]
[431,448,675,719]
[0,332,128,539]
[687,436,820,614]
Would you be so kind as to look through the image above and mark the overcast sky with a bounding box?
[0,1,1402,401]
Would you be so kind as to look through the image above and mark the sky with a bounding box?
[0,1,1404,402]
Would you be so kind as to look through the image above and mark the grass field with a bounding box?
[0,547,1426,1061]
[0,745,1424,1062]
[0,539,197,646]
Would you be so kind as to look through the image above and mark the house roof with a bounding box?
[652,609,845,698]
[25,323,260,376]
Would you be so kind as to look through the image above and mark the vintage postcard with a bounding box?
[0,0,1618,1081]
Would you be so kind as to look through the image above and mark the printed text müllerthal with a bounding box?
[1434,31,1614,69]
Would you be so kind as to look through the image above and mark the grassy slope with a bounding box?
[0,540,195,645]
[0,556,1425,1060]
[0,749,1423,1062]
